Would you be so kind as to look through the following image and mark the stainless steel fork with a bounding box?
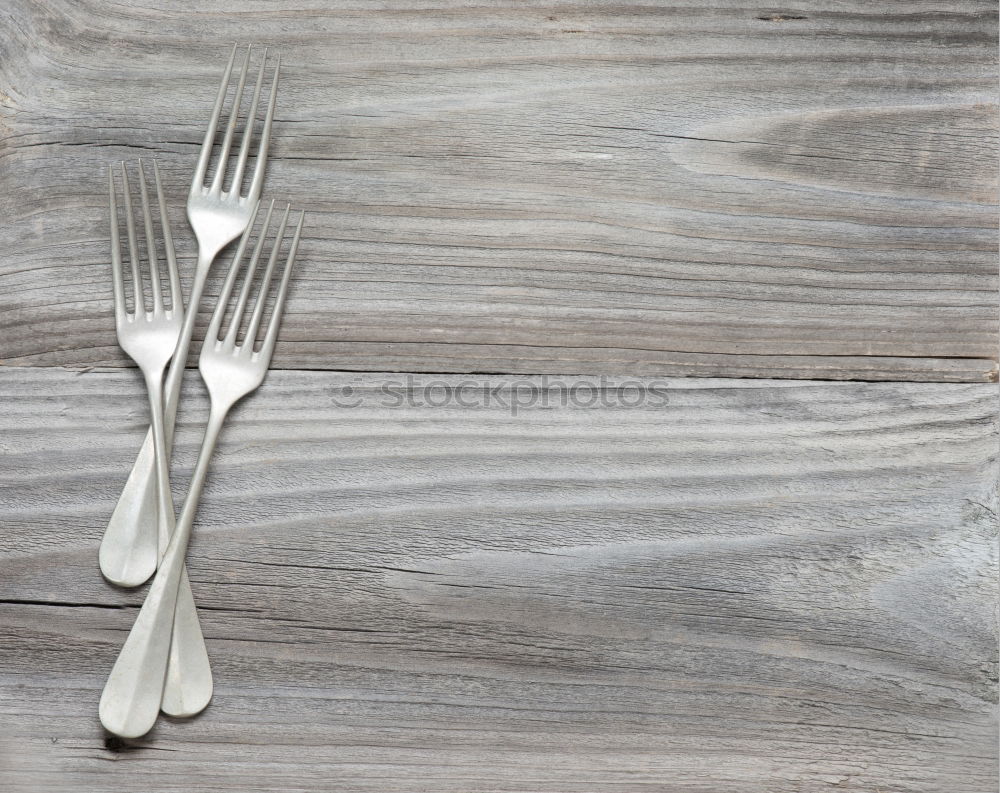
[108,161,182,577]
[101,43,280,591]
[100,201,304,739]
[106,160,212,723]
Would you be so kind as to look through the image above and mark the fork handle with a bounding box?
[100,405,227,738]
[161,566,212,717]
[146,371,214,719]
[99,434,158,587]
[163,255,213,431]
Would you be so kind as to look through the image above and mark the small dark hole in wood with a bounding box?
[102,733,148,753]
[103,734,128,752]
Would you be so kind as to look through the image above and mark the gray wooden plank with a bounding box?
[0,366,995,792]
[0,1,996,381]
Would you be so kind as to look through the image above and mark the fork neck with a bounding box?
[162,249,221,422]
[167,401,230,560]
[140,367,176,557]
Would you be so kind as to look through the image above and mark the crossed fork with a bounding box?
[97,45,304,739]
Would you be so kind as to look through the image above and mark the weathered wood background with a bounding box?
[0,0,997,380]
[2,368,997,791]
[0,1,997,791]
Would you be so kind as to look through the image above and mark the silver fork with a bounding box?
[107,160,212,722]
[108,160,182,579]
[101,43,280,590]
[100,201,304,739]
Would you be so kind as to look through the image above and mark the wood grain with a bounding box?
[0,1,997,381]
[1,366,995,792]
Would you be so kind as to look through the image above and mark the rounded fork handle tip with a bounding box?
[160,568,213,717]
[99,430,159,587]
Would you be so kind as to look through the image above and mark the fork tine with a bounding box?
[193,43,238,191]
[258,211,303,362]
[243,203,290,347]
[230,48,267,196]
[206,201,263,343]
[108,166,127,322]
[152,161,182,313]
[119,162,144,314]
[136,160,163,312]
[223,200,277,346]
[210,44,252,194]
[247,53,279,201]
